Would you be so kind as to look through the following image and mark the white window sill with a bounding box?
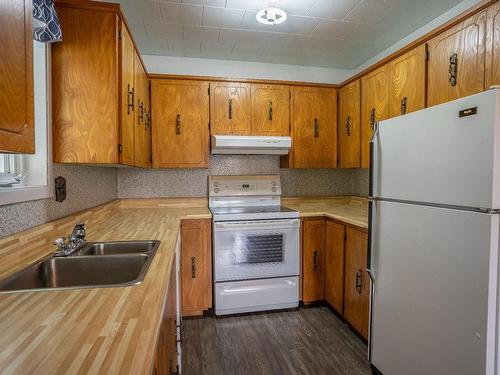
[0,185,52,206]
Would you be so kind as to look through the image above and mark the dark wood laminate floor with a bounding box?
[182,307,372,375]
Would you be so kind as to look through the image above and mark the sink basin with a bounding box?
[0,240,160,293]
[81,240,158,256]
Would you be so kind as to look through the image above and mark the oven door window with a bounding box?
[233,233,284,265]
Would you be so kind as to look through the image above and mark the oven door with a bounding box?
[213,218,300,281]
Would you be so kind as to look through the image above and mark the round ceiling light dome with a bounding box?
[256,7,287,25]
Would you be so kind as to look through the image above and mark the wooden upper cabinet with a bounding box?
[338,80,361,168]
[0,0,34,154]
[152,79,209,168]
[250,84,290,136]
[486,1,500,88]
[427,10,486,107]
[344,226,369,340]
[210,82,251,135]
[302,219,326,303]
[289,87,337,168]
[325,221,345,313]
[133,53,151,168]
[361,65,389,169]
[120,25,135,166]
[388,44,427,118]
[52,4,119,163]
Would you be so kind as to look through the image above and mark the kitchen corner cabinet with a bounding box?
[0,0,34,154]
[344,226,369,340]
[133,51,151,168]
[486,1,500,88]
[388,44,427,118]
[180,219,212,316]
[52,1,150,165]
[325,221,345,313]
[250,84,290,136]
[154,251,179,375]
[152,80,209,168]
[338,80,361,168]
[210,82,251,135]
[427,10,487,107]
[302,219,326,303]
[361,66,389,169]
[286,87,337,169]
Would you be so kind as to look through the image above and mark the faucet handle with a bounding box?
[53,237,66,247]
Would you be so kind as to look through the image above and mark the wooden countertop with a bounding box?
[0,196,366,374]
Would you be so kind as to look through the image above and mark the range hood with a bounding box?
[211,135,292,155]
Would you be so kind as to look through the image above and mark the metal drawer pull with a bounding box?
[127,84,134,114]
[191,256,197,278]
[268,101,273,121]
[176,114,181,135]
[228,98,233,119]
[313,251,318,271]
[345,116,351,136]
[449,52,458,87]
[355,270,362,293]
[370,108,376,130]
[314,118,319,137]
[400,97,407,115]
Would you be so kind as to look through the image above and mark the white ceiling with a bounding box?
[113,0,463,69]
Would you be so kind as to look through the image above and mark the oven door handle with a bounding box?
[214,219,299,230]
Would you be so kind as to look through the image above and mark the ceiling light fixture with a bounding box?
[256,7,287,25]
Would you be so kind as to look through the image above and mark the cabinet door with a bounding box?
[302,219,326,303]
[486,1,500,88]
[388,44,427,118]
[52,5,119,163]
[344,226,369,340]
[210,82,251,135]
[152,80,209,168]
[361,65,389,169]
[134,53,151,168]
[251,84,290,136]
[181,219,212,316]
[325,221,345,313]
[291,87,337,168]
[120,25,135,166]
[0,0,34,154]
[427,11,486,107]
[338,80,361,168]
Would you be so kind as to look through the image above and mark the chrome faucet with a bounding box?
[53,222,87,256]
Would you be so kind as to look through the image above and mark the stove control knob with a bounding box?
[214,188,220,194]
[272,187,277,192]
[214,182,219,187]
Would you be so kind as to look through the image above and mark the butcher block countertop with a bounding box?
[0,196,366,375]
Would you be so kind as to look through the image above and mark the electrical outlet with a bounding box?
[55,176,66,202]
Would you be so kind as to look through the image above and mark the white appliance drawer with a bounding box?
[213,219,300,282]
[215,276,299,315]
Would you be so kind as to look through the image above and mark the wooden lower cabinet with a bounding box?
[344,226,369,340]
[325,221,345,313]
[180,219,212,316]
[154,252,178,375]
[302,219,326,303]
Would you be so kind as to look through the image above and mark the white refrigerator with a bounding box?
[368,89,500,375]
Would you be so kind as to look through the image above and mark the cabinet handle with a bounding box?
[228,98,233,119]
[400,97,407,115]
[370,108,376,131]
[313,118,319,137]
[191,256,197,278]
[355,270,362,294]
[176,114,181,135]
[144,111,150,130]
[449,52,458,87]
[268,101,273,121]
[127,84,134,114]
[138,101,144,124]
[345,116,351,136]
[313,250,319,271]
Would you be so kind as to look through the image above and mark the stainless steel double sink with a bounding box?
[0,240,160,293]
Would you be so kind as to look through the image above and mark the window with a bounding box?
[0,40,51,205]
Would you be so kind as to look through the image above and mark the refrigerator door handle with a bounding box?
[369,122,379,198]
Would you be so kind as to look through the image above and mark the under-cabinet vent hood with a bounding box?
[211,135,292,155]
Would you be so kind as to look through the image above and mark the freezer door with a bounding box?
[369,200,499,375]
[372,89,500,210]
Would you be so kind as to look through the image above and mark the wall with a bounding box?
[118,155,364,198]
[143,55,352,84]
[0,164,117,238]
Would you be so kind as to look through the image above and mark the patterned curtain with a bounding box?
[32,0,62,43]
